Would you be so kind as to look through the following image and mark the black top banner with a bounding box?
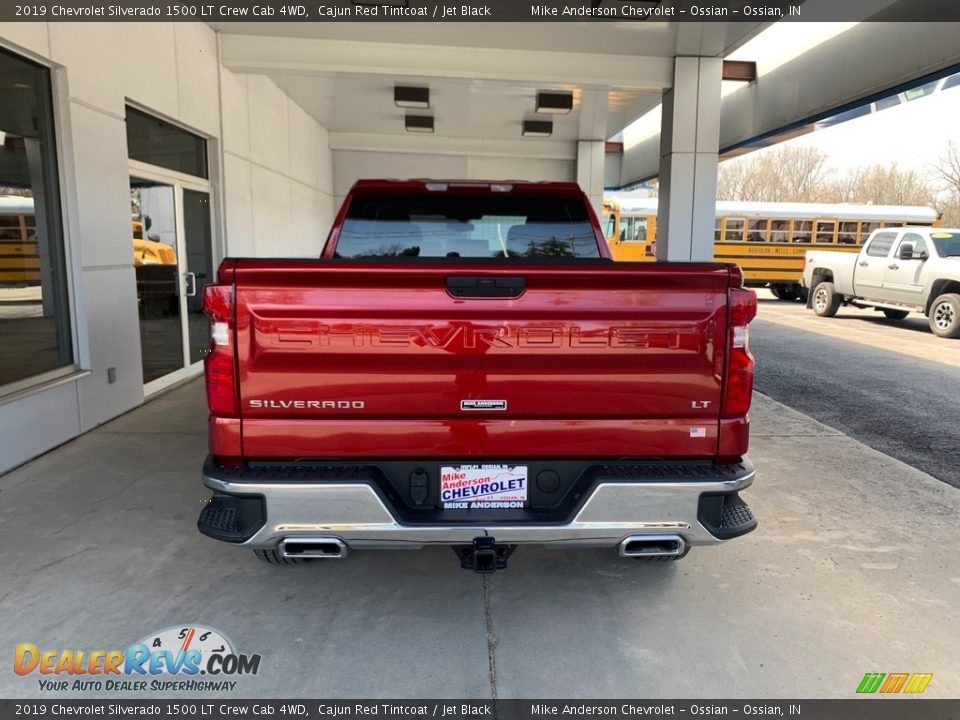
[5,0,960,22]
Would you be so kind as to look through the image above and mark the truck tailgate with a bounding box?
[231,261,733,459]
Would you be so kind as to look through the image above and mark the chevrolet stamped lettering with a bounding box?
[198,179,758,572]
[256,321,709,351]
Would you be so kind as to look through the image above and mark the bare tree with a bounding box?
[716,145,832,202]
[940,199,960,228]
[777,146,834,202]
[715,156,754,200]
[932,140,960,226]
[831,163,936,206]
[932,139,960,197]
[717,146,941,209]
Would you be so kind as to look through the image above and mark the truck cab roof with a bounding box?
[349,179,585,195]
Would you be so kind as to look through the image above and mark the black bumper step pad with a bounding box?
[199,503,240,535]
[720,494,756,530]
[697,491,758,540]
[197,492,266,544]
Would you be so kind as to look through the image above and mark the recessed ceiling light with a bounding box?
[522,120,553,138]
[405,114,434,133]
[395,86,430,109]
[536,91,573,114]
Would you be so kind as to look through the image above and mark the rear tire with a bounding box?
[771,286,799,302]
[928,293,960,338]
[882,309,910,320]
[253,549,307,566]
[812,281,842,318]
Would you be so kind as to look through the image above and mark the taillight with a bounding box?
[202,284,238,416]
[722,286,757,418]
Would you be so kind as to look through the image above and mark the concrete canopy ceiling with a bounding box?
[211,22,767,152]
[267,73,658,142]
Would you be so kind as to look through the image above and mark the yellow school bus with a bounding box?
[0,196,40,286]
[602,198,940,299]
[0,196,177,289]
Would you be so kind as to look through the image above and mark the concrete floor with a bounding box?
[1,381,958,699]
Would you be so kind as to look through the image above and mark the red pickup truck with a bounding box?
[198,180,758,572]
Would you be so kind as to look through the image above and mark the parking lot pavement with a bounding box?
[753,317,960,488]
[755,292,960,369]
[1,381,958,699]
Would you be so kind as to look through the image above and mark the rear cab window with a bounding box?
[334,193,601,259]
[865,231,898,257]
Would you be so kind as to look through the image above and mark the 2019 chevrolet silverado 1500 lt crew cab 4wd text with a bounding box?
[197,180,759,572]
[803,227,960,338]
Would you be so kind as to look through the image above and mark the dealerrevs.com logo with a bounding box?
[14,625,261,693]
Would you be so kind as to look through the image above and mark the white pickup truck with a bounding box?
[802,227,960,338]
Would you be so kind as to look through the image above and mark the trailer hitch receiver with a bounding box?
[454,537,515,573]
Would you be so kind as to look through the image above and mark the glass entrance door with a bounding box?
[131,178,183,384]
[131,176,215,389]
[183,189,214,366]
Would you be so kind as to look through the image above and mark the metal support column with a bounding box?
[656,57,722,262]
[577,139,605,223]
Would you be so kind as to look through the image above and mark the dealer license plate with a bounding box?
[440,465,528,510]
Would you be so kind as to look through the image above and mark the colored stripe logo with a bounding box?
[857,672,933,694]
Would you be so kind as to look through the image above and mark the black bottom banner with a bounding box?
[1,700,959,720]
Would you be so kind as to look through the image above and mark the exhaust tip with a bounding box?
[618,534,686,558]
[280,537,348,559]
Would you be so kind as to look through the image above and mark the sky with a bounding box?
[754,84,960,175]
[620,20,960,179]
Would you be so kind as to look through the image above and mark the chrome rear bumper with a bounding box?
[199,459,756,551]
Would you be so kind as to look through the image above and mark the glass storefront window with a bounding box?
[126,107,208,179]
[0,49,72,391]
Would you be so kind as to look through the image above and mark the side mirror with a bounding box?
[898,244,914,260]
